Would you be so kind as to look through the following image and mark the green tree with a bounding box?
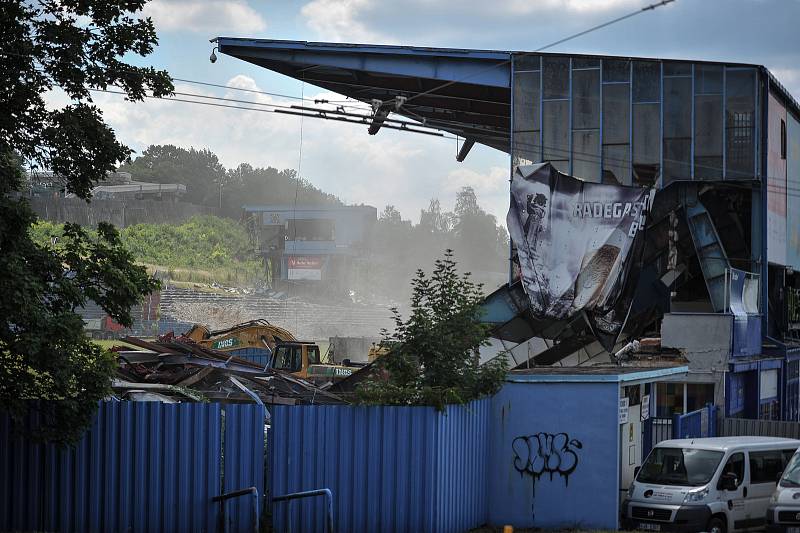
[452,187,507,272]
[120,147,343,216]
[119,145,226,207]
[0,1,170,442]
[357,251,508,408]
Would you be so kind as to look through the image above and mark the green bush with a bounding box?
[356,250,508,408]
[30,215,265,285]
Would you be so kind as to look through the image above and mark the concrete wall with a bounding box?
[29,197,217,228]
[328,336,381,363]
[662,312,731,406]
[488,381,620,530]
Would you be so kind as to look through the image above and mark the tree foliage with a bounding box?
[361,187,508,303]
[0,1,170,442]
[119,146,342,216]
[357,251,508,408]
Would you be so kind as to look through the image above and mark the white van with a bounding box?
[622,437,800,533]
[767,447,800,532]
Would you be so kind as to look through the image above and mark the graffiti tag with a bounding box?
[512,432,583,486]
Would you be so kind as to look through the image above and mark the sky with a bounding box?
[77,0,800,225]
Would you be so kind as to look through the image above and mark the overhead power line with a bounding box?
[382,0,677,107]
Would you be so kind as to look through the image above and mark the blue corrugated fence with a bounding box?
[674,404,718,439]
[0,401,266,533]
[269,398,490,533]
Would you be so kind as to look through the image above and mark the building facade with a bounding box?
[243,204,376,292]
[216,39,800,421]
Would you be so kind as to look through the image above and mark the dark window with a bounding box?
[274,345,302,373]
[603,145,631,185]
[287,219,334,241]
[718,452,745,489]
[572,68,600,129]
[663,76,692,182]
[686,383,715,412]
[603,82,631,185]
[750,450,794,484]
[542,99,569,172]
[633,103,661,185]
[573,130,601,182]
[307,345,320,365]
[573,57,600,69]
[515,54,540,71]
[783,119,788,160]
[624,385,641,406]
[695,65,723,95]
[633,61,660,102]
[603,59,630,82]
[638,448,724,486]
[726,69,756,179]
[542,57,569,99]
[664,62,691,77]
[695,94,724,179]
[513,70,541,165]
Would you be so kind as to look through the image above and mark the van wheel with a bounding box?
[706,516,726,533]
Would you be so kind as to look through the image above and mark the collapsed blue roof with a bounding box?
[214,38,512,151]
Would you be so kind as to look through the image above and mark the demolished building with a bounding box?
[212,38,800,423]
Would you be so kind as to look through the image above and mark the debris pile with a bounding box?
[111,335,347,406]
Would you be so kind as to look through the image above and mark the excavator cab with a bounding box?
[270,342,320,379]
[271,341,355,383]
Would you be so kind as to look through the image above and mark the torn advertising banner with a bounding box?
[507,163,654,351]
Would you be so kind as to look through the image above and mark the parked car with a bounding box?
[767,447,800,532]
[621,437,800,533]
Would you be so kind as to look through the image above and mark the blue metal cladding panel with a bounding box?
[223,403,266,533]
[0,401,223,533]
[270,399,489,533]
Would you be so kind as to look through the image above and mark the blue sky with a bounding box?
[92,0,800,224]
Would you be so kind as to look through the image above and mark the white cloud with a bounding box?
[299,0,647,42]
[300,0,381,42]
[143,0,266,34]
[65,75,509,225]
[505,0,642,15]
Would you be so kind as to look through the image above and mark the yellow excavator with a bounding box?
[184,319,359,383]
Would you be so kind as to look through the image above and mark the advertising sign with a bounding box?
[507,163,654,351]
[288,256,323,281]
[619,397,630,424]
[640,394,650,421]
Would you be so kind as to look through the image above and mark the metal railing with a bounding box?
[213,487,260,533]
[272,488,334,533]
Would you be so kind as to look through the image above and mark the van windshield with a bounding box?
[637,447,724,487]
[781,452,800,487]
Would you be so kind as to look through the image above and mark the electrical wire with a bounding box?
[89,86,800,197]
[378,0,677,108]
[290,76,305,332]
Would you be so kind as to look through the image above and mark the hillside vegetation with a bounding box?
[31,215,264,286]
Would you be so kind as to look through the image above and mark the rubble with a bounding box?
[110,335,347,406]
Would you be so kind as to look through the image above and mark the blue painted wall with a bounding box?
[488,381,620,530]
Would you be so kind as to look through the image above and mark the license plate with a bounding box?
[638,523,661,531]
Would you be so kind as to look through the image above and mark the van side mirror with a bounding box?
[634,466,641,479]
[720,472,738,491]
